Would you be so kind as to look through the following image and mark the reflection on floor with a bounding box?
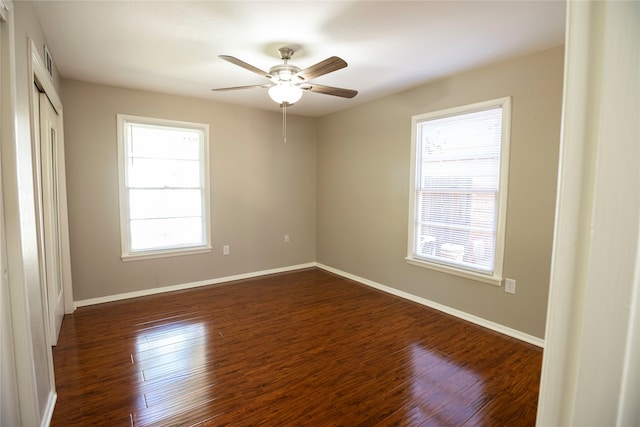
[51,268,542,426]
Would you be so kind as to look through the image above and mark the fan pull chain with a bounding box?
[282,102,287,143]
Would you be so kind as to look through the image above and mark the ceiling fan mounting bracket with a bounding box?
[278,47,295,62]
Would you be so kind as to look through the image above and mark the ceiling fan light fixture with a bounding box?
[268,83,303,105]
[215,48,357,108]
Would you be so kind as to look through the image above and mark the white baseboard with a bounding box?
[315,263,545,348]
[74,261,544,348]
[41,391,56,427]
[74,262,316,308]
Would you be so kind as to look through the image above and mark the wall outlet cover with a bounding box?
[505,278,516,294]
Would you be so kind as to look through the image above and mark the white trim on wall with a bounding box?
[30,39,74,316]
[536,1,640,425]
[316,263,544,348]
[0,3,24,426]
[40,393,56,427]
[74,263,316,307]
[1,6,42,425]
[75,262,544,348]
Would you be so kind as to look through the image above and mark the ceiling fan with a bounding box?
[212,47,358,106]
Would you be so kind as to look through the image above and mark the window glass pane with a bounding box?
[416,223,495,272]
[129,189,202,220]
[128,158,201,188]
[130,217,203,250]
[419,109,502,160]
[129,125,201,160]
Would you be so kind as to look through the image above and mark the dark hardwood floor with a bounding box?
[51,268,542,426]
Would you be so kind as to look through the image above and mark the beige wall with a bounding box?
[62,80,317,301]
[316,47,564,339]
[63,46,562,338]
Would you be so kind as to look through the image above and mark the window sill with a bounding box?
[405,256,502,287]
[122,246,212,262]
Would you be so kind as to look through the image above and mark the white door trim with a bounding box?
[26,37,67,425]
[0,2,22,425]
[1,5,42,425]
[29,38,73,319]
[537,1,640,425]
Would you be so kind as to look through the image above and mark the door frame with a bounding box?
[536,1,640,424]
[28,38,73,342]
[0,2,22,425]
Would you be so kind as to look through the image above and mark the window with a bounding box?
[117,115,211,260]
[407,97,511,285]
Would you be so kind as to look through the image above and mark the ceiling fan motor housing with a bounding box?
[269,64,302,83]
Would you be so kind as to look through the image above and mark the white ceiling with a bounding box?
[33,1,566,117]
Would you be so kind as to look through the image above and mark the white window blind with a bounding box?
[117,115,211,259]
[408,98,510,281]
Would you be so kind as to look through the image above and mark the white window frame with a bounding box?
[117,114,211,261]
[406,97,511,286]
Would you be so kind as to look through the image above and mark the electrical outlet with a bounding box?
[505,278,516,294]
[223,245,230,255]
[284,234,290,243]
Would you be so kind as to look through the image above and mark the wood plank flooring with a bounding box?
[51,268,542,426]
